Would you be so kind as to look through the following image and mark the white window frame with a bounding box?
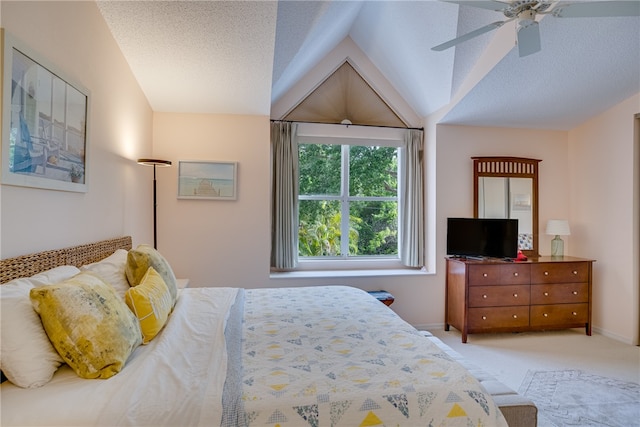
[296,123,406,271]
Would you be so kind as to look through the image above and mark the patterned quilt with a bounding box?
[240,286,507,426]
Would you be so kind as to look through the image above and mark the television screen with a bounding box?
[447,218,519,259]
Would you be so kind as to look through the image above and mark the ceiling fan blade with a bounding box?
[444,1,511,12]
[432,21,506,51]
[552,1,640,18]
[517,20,541,57]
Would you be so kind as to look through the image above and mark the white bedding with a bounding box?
[1,287,238,427]
[2,285,507,427]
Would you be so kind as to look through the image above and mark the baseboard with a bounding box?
[414,324,638,346]
[592,326,638,346]
[412,322,444,332]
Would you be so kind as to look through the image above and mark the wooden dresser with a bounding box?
[445,256,594,343]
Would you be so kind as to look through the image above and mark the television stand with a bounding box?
[445,256,594,343]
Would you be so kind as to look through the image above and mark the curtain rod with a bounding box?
[270,119,423,132]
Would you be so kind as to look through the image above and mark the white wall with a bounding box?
[151,113,271,287]
[153,114,436,331]
[0,1,153,258]
[568,93,640,344]
[153,113,573,330]
[436,124,571,258]
[425,124,571,328]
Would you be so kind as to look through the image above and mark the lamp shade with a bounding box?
[137,158,172,167]
[546,219,570,236]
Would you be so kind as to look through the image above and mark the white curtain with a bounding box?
[400,129,424,267]
[270,122,298,269]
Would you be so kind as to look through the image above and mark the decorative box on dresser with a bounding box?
[445,256,594,343]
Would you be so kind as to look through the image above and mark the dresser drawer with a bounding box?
[468,306,529,329]
[531,283,588,304]
[531,262,589,284]
[469,285,530,307]
[468,264,530,286]
[530,303,588,327]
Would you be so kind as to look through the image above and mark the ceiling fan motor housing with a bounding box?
[504,1,552,18]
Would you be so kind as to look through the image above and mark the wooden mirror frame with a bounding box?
[473,156,541,257]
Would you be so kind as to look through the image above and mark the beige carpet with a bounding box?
[519,369,640,426]
[428,329,639,389]
[427,329,640,426]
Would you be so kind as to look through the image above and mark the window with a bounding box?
[270,121,425,272]
[298,143,399,259]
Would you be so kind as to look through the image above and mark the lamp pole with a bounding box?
[137,158,172,249]
[152,163,158,249]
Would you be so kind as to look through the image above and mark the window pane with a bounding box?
[349,201,398,256]
[298,200,342,256]
[299,144,341,195]
[349,146,397,197]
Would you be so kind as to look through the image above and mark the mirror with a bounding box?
[473,157,541,257]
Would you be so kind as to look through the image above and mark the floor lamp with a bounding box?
[137,158,172,249]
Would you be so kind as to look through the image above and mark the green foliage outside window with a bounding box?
[298,200,341,256]
[298,143,398,257]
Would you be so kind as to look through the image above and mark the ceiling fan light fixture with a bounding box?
[517,9,537,29]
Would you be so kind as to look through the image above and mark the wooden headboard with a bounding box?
[0,236,132,284]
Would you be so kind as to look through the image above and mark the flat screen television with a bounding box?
[447,217,519,259]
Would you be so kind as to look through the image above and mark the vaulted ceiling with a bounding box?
[97,1,640,131]
[283,62,407,128]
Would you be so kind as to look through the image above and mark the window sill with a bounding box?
[270,268,431,279]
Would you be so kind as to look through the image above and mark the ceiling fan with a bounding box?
[432,1,640,57]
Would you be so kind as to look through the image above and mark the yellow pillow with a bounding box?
[125,245,178,306]
[125,267,173,344]
[29,273,142,380]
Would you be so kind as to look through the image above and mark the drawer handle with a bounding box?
[544,292,549,296]
[513,293,518,298]
[512,314,518,319]
[573,270,578,275]
[572,291,578,295]
[572,311,577,316]
[543,313,548,317]
[483,273,488,277]
[482,316,487,320]
[544,271,549,276]
[483,294,488,299]
[513,272,519,277]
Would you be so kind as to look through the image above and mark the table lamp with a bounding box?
[545,219,570,257]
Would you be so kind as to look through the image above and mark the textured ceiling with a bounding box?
[97,1,640,130]
[97,1,277,115]
[440,11,640,129]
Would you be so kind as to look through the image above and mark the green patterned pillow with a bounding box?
[125,245,178,306]
[29,272,142,379]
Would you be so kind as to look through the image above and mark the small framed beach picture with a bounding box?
[512,193,531,211]
[177,160,237,200]
[1,29,89,192]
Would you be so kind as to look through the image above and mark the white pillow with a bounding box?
[80,249,129,299]
[0,266,80,388]
[30,265,83,287]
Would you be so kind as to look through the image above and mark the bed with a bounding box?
[1,237,509,426]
